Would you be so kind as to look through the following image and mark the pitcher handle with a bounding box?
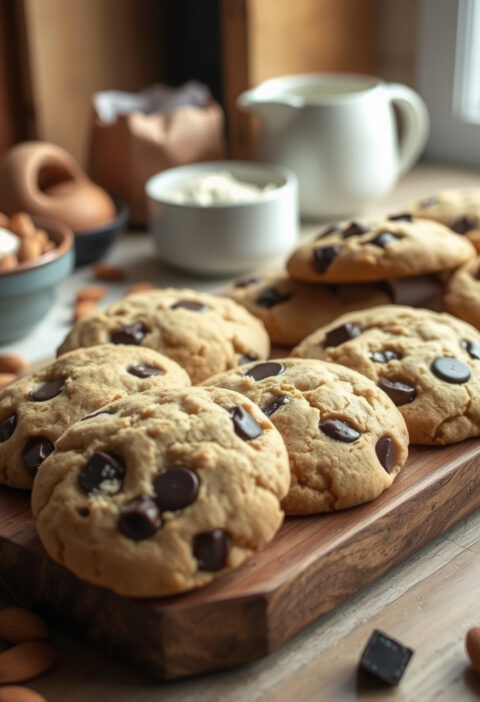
[386,83,430,177]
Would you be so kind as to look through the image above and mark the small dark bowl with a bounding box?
[73,198,129,267]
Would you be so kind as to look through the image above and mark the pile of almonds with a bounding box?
[0,213,55,271]
[0,606,54,701]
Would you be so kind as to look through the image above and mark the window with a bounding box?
[417,0,480,163]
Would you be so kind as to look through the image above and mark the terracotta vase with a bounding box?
[0,141,116,231]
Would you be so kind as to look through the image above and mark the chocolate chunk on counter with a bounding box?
[359,629,414,685]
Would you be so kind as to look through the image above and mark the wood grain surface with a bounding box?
[1,438,480,680]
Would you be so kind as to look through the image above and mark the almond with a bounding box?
[0,608,48,643]
[73,300,98,322]
[0,255,17,270]
[9,214,36,239]
[75,285,107,302]
[126,281,156,295]
[0,354,29,375]
[93,263,126,281]
[17,237,42,263]
[0,373,17,389]
[0,212,10,228]
[466,627,480,673]
[0,685,47,702]
[0,641,55,683]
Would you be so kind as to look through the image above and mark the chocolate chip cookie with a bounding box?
[224,272,391,346]
[444,255,480,329]
[0,345,190,490]
[205,358,408,514]
[225,271,446,346]
[57,288,270,384]
[292,305,480,445]
[286,216,475,283]
[31,386,290,597]
[408,187,480,251]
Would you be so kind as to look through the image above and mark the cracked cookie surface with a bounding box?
[31,386,290,597]
[292,305,480,445]
[57,288,270,384]
[205,357,408,514]
[286,216,475,283]
[0,345,190,490]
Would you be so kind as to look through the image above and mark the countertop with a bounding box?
[4,161,480,701]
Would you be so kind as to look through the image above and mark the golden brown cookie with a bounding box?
[444,255,480,328]
[0,345,190,489]
[57,288,270,384]
[292,305,480,445]
[224,271,391,346]
[31,386,290,597]
[286,216,475,283]
[205,357,408,514]
[408,187,480,251]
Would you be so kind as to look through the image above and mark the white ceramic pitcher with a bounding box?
[238,73,430,219]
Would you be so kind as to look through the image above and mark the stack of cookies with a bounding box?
[225,210,477,346]
[4,186,480,600]
[0,286,412,598]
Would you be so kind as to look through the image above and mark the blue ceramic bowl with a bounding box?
[73,198,129,267]
[0,217,74,344]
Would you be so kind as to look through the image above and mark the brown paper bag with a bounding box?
[87,92,226,227]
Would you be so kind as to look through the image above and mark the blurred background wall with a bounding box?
[0,0,418,165]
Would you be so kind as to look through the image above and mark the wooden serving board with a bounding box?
[0,439,479,680]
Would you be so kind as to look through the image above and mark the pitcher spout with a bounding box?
[237,88,301,131]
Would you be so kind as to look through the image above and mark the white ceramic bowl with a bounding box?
[145,161,298,275]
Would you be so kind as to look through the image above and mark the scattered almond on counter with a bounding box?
[125,281,156,295]
[75,285,106,302]
[0,686,47,702]
[466,627,480,673]
[0,608,48,644]
[0,641,55,684]
[0,354,29,375]
[73,300,98,322]
[93,263,126,281]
